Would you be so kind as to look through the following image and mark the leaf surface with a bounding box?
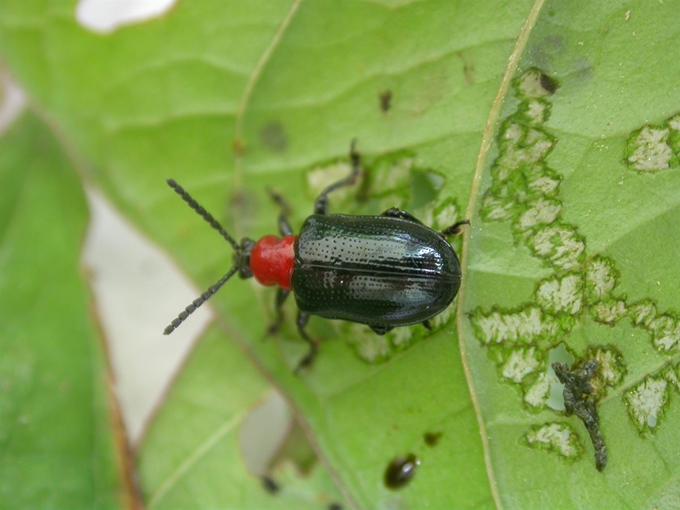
[1,0,679,508]
[0,112,126,508]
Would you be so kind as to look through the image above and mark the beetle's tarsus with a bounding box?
[268,189,294,236]
[294,312,320,371]
[274,288,290,320]
[440,219,470,237]
[294,344,319,374]
[266,288,290,337]
[381,207,424,224]
[314,141,362,215]
[349,138,360,167]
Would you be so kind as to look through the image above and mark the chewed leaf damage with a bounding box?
[473,68,680,469]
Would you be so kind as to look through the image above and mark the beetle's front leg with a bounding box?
[267,189,294,236]
[294,312,320,373]
[314,140,362,215]
[267,288,290,335]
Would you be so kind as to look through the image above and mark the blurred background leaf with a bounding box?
[0,112,128,509]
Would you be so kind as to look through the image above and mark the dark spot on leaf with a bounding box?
[379,90,392,112]
[527,36,563,70]
[384,453,419,489]
[232,137,246,156]
[260,121,288,153]
[328,504,343,510]
[231,190,247,208]
[543,35,564,54]
[456,51,475,84]
[423,431,443,447]
[540,73,558,94]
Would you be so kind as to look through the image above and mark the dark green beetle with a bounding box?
[164,142,468,370]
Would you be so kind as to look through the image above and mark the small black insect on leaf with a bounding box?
[552,360,607,471]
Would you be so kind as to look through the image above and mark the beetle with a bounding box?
[164,142,468,370]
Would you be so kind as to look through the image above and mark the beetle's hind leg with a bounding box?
[383,209,470,238]
[267,189,294,236]
[314,140,362,215]
[370,324,393,335]
[440,219,470,237]
[294,312,320,373]
[266,288,291,336]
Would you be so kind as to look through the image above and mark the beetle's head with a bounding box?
[233,238,255,279]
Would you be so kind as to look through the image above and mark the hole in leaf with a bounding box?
[76,0,176,34]
[268,418,320,476]
[0,76,26,135]
[260,121,288,153]
[546,343,573,411]
[238,391,292,476]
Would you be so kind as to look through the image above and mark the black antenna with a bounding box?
[166,178,239,251]
[163,179,240,335]
[164,266,238,335]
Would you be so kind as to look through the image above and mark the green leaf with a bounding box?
[2,0,680,508]
[464,3,680,508]
[138,326,346,509]
[0,113,125,508]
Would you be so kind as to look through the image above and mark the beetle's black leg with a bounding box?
[380,207,424,224]
[267,288,291,335]
[422,319,432,331]
[439,219,470,237]
[370,324,393,335]
[268,189,294,236]
[294,312,319,373]
[314,140,362,215]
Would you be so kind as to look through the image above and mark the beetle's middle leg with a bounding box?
[294,311,320,373]
[314,139,362,215]
[267,288,290,335]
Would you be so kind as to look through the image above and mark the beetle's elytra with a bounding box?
[164,141,468,371]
